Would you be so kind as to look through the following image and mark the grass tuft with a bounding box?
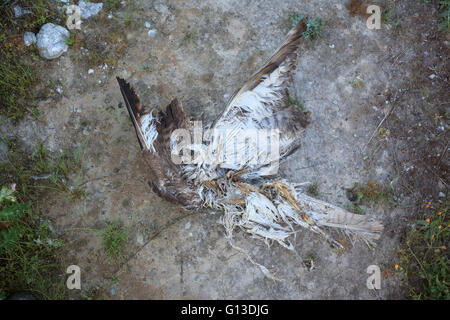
[346,181,397,214]
[0,184,67,299]
[0,138,84,299]
[100,220,129,264]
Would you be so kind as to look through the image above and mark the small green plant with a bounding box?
[66,36,75,46]
[398,203,449,299]
[439,1,450,32]
[352,72,364,89]
[106,0,120,10]
[303,18,325,43]
[346,181,397,214]
[290,14,325,42]
[100,220,129,263]
[307,180,320,197]
[181,30,197,46]
[0,199,29,250]
[284,96,305,111]
[383,0,401,28]
[142,64,153,72]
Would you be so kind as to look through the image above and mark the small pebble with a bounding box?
[24,31,36,46]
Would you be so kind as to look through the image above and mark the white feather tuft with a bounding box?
[140,112,159,152]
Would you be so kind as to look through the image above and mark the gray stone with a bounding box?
[79,1,103,19]
[14,5,31,18]
[24,32,36,46]
[36,23,70,60]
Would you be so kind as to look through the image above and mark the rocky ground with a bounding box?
[1,0,448,299]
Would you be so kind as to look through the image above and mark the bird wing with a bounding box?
[117,77,201,209]
[215,19,307,124]
[208,19,310,176]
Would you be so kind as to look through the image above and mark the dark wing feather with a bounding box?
[117,79,201,209]
[116,77,145,150]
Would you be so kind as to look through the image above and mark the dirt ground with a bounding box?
[2,0,448,299]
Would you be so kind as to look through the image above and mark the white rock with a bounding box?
[79,1,103,19]
[88,69,94,74]
[147,29,157,37]
[36,23,70,60]
[24,32,36,46]
[145,21,151,28]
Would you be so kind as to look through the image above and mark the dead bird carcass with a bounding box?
[116,19,383,277]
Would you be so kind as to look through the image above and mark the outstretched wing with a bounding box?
[217,20,307,122]
[208,20,311,176]
[117,78,201,209]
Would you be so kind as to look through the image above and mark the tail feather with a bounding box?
[295,192,384,239]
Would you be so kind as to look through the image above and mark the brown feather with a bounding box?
[116,77,145,150]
